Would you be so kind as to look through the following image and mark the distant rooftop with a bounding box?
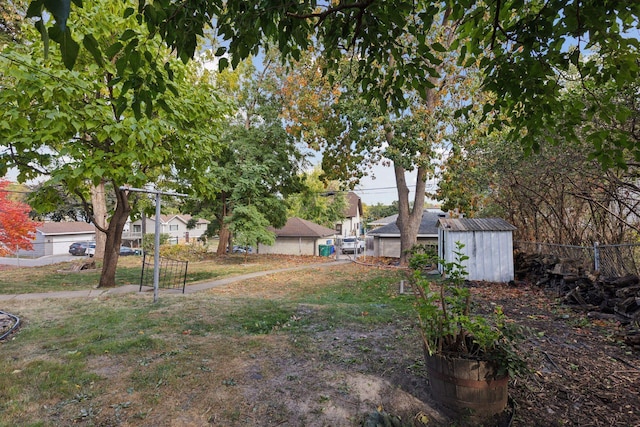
[271,217,336,238]
[37,222,96,235]
[368,210,447,237]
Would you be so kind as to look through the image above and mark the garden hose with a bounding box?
[0,310,20,340]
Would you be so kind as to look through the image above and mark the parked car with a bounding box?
[232,245,253,254]
[68,241,94,256]
[87,244,140,257]
[119,246,137,256]
[339,237,365,254]
[86,243,96,257]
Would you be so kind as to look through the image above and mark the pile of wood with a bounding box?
[514,251,640,350]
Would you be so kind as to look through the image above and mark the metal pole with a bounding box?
[594,241,600,272]
[153,192,161,303]
[119,186,187,303]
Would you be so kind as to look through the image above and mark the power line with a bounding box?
[355,183,438,194]
[1,55,443,202]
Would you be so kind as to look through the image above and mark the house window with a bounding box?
[133,225,141,233]
[169,224,179,231]
[335,224,342,234]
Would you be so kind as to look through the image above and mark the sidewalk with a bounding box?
[0,260,350,301]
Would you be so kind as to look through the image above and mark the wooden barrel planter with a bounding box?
[425,353,509,422]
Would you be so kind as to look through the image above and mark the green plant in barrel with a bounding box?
[408,241,529,421]
[409,241,527,378]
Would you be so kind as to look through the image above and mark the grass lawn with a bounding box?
[0,258,434,427]
[3,255,637,426]
[0,254,336,295]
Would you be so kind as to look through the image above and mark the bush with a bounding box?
[142,233,170,254]
[158,243,209,261]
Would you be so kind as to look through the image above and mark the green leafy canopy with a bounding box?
[26,0,640,168]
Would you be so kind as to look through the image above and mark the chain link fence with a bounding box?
[596,244,640,277]
[515,241,640,277]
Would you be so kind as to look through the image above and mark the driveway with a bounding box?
[0,254,81,267]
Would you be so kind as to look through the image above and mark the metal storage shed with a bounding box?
[438,218,516,282]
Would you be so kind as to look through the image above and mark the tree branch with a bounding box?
[285,0,375,23]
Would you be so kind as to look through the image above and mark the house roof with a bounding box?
[438,217,516,232]
[368,214,398,228]
[367,210,446,237]
[145,214,209,225]
[272,217,336,238]
[37,222,96,235]
[344,192,362,218]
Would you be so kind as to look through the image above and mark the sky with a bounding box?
[354,164,411,205]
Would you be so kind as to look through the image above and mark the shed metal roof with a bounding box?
[437,217,516,232]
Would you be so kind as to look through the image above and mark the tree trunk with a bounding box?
[395,164,428,265]
[90,180,108,260]
[385,122,429,265]
[216,195,231,255]
[217,223,231,255]
[98,187,131,288]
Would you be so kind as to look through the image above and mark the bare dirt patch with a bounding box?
[199,266,640,427]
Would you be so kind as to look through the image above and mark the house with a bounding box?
[366,210,446,258]
[18,222,96,257]
[127,215,210,245]
[258,217,336,256]
[438,217,516,282]
[335,192,363,237]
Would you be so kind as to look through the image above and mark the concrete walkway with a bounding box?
[0,260,350,302]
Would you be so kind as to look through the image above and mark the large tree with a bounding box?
[278,17,465,264]
[28,1,640,168]
[180,58,306,255]
[0,179,38,255]
[0,0,229,287]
